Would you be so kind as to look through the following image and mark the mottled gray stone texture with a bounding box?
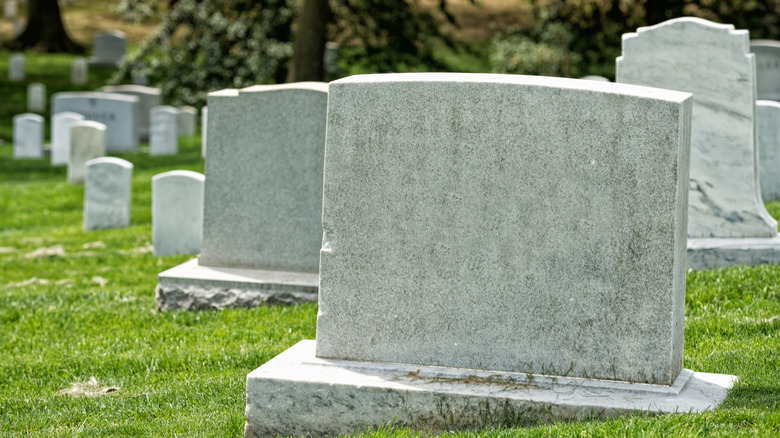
[68,121,107,185]
[152,171,204,257]
[751,40,780,101]
[52,92,139,153]
[317,73,692,385]
[758,101,780,202]
[245,341,736,438]
[84,157,133,231]
[99,85,162,141]
[618,17,777,238]
[200,106,207,158]
[199,83,328,273]
[13,113,43,159]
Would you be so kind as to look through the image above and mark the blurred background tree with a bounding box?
[4,0,85,52]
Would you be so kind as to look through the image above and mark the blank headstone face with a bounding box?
[71,57,88,85]
[91,31,127,65]
[51,111,85,166]
[177,106,197,136]
[27,83,46,112]
[84,157,133,231]
[99,84,162,141]
[751,40,780,101]
[68,121,107,184]
[201,106,207,158]
[149,105,179,155]
[9,53,24,81]
[152,171,205,257]
[13,113,44,159]
[199,83,328,272]
[317,73,692,386]
[617,17,777,238]
[4,0,17,20]
[52,91,139,153]
[758,101,780,202]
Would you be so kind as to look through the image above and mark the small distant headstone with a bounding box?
[9,53,24,81]
[71,57,88,85]
[98,85,161,142]
[52,91,139,153]
[152,170,205,256]
[177,106,197,136]
[751,40,780,101]
[132,72,148,86]
[758,100,780,202]
[4,0,18,20]
[68,121,107,184]
[201,106,207,158]
[11,19,22,37]
[90,31,127,66]
[51,111,85,166]
[84,157,133,231]
[13,113,43,159]
[323,41,339,80]
[150,105,179,155]
[580,75,610,82]
[27,83,46,112]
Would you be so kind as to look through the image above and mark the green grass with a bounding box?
[1,51,780,437]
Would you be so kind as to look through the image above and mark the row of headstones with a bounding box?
[8,53,89,85]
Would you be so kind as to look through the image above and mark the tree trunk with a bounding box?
[4,0,85,53]
[287,0,330,82]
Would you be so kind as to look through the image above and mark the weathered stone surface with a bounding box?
[152,170,204,257]
[99,84,162,141]
[156,259,318,311]
[68,121,106,185]
[13,113,43,159]
[245,341,736,438]
[617,17,777,238]
[751,39,780,101]
[51,112,85,166]
[317,73,692,385]
[52,92,139,153]
[757,100,780,202]
[149,105,179,156]
[84,157,133,231]
[90,31,127,66]
[199,83,328,272]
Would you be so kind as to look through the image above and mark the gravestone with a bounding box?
[84,157,133,231]
[617,17,780,269]
[71,57,88,85]
[132,71,148,86]
[177,106,197,136]
[90,31,127,66]
[4,0,17,20]
[98,84,161,141]
[52,91,139,153]
[323,41,339,80]
[758,101,780,202]
[13,113,43,159]
[580,75,610,81]
[9,52,24,81]
[751,40,780,101]
[201,106,207,158]
[156,83,326,311]
[152,171,204,257]
[244,73,736,438]
[51,111,85,166]
[68,121,106,184]
[27,83,46,112]
[149,105,179,155]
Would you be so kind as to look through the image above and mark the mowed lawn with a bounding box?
[1,52,779,437]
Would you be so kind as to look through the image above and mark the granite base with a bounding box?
[688,236,780,269]
[244,340,737,438]
[155,258,318,311]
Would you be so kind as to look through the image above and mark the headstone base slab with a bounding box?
[688,236,780,269]
[156,258,318,311]
[244,340,736,438]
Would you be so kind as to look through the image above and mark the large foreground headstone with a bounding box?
[13,113,43,159]
[51,112,86,166]
[149,105,179,155]
[152,171,204,257]
[52,91,139,153]
[90,31,127,66]
[244,73,736,437]
[156,83,326,311]
[84,157,133,231]
[751,40,780,101]
[98,84,162,141]
[758,101,780,203]
[617,17,780,269]
[68,121,106,184]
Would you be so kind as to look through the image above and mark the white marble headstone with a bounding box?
[177,106,197,136]
[758,100,780,203]
[98,84,161,142]
[4,0,17,20]
[84,157,133,231]
[51,111,86,166]
[71,57,88,85]
[9,53,24,81]
[68,121,107,184]
[617,17,777,238]
[150,105,179,155]
[152,170,205,257]
[52,91,139,153]
[90,30,127,66]
[201,106,207,158]
[27,83,46,112]
[751,40,780,101]
[13,113,43,159]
